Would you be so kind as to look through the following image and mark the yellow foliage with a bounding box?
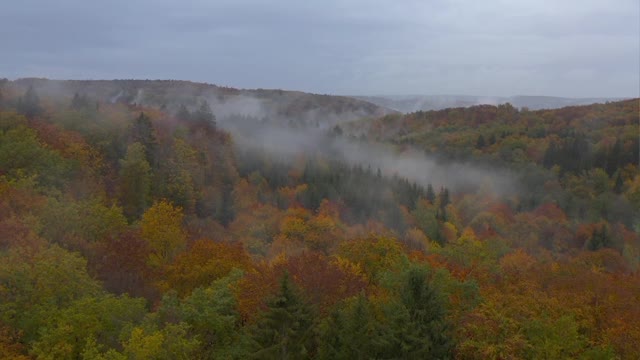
[140,200,187,267]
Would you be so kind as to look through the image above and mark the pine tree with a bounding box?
[318,294,379,360]
[606,139,623,176]
[176,104,192,121]
[378,267,454,359]
[426,184,436,204]
[193,100,216,125]
[130,112,158,165]
[587,224,610,251]
[613,172,624,194]
[17,86,42,118]
[438,187,450,211]
[402,268,453,358]
[249,272,316,359]
[119,142,152,220]
[71,92,90,110]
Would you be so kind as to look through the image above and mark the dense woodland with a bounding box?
[0,80,639,359]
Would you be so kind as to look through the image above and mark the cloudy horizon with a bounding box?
[2,0,638,98]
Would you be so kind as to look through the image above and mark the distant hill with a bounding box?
[7,78,394,128]
[353,95,628,113]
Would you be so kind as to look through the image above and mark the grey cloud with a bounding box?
[1,0,637,97]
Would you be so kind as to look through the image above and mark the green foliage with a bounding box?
[121,323,200,360]
[248,272,316,359]
[318,294,380,360]
[0,84,637,359]
[39,197,127,245]
[130,112,158,167]
[0,125,71,189]
[30,295,147,360]
[193,100,216,125]
[379,267,454,359]
[0,245,102,342]
[159,269,245,358]
[412,199,443,245]
[119,142,152,220]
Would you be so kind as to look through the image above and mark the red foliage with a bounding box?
[91,229,158,301]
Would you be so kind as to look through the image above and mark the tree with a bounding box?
[0,124,71,189]
[176,104,191,121]
[163,270,245,359]
[284,252,367,315]
[394,267,454,359]
[130,112,158,167]
[318,294,379,360]
[70,92,91,110]
[121,323,200,360]
[613,171,624,194]
[0,245,102,343]
[118,142,152,220]
[248,272,316,359]
[426,184,436,204]
[337,235,405,283]
[92,229,156,300]
[30,295,147,360]
[17,86,42,118]
[587,223,610,251]
[140,200,187,268]
[0,325,29,360]
[193,100,216,126]
[165,239,251,297]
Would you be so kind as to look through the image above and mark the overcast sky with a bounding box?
[1,0,638,97]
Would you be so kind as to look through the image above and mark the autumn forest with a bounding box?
[0,79,639,359]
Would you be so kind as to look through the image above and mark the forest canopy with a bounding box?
[0,80,638,359]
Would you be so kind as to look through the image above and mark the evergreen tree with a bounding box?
[475,134,486,149]
[543,142,558,168]
[249,272,316,359]
[613,172,624,194]
[438,187,450,211]
[318,294,379,360]
[606,139,623,176]
[587,224,610,251]
[119,142,152,220]
[378,267,454,359]
[176,104,192,121]
[17,86,42,118]
[193,100,216,125]
[70,92,91,110]
[426,184,436,204]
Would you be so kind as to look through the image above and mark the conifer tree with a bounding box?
[426,184,436,204]
[17,86,42,118]
[318,294,379,360]
[119,142,152,220]
[249,272,316,359]
[378,267,454,359]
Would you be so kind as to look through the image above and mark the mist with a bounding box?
[213,99,516,195]
[6,78,517,195]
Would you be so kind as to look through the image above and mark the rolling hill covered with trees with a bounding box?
[0,79,638,359]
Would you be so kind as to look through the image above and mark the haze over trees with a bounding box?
[0,79,638,359]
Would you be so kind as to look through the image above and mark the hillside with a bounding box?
[355,94,627,113]
[8,78,394,127]
[0,82,639,359]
